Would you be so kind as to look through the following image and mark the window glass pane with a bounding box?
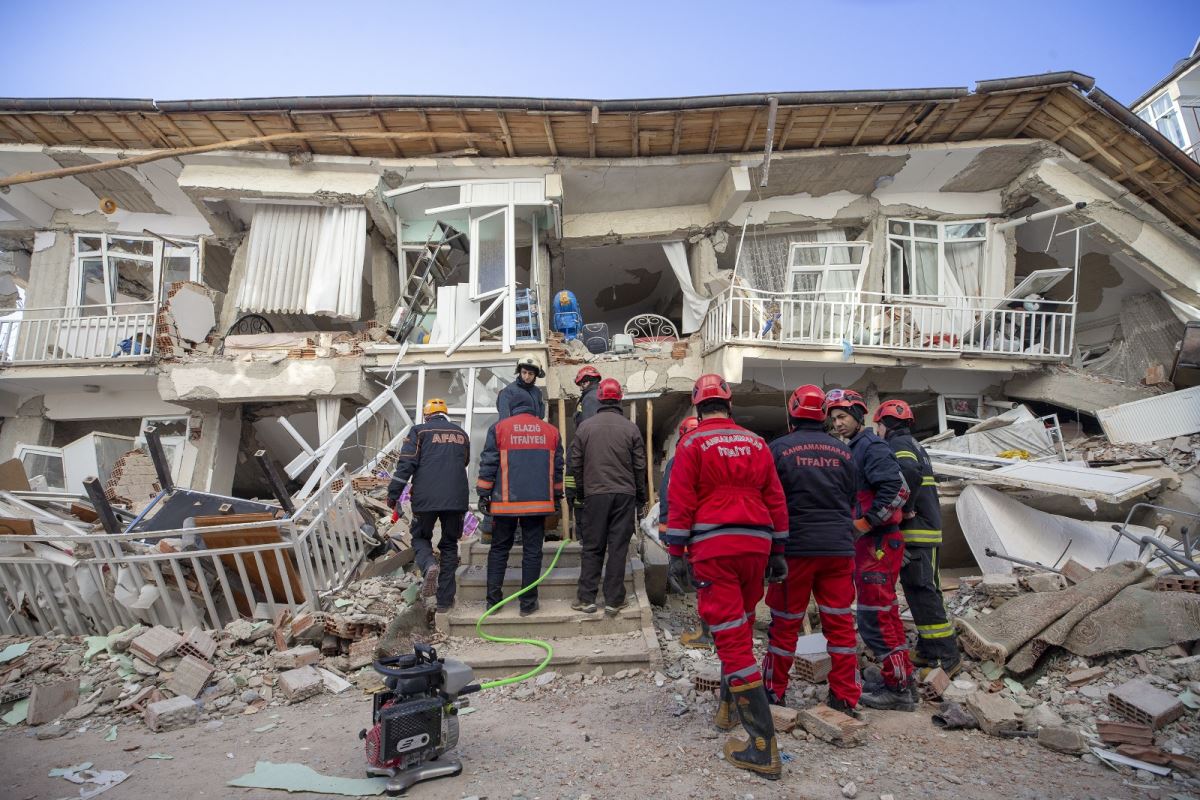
[1151,94,1173,117]
[830,244,864,266]
[913,223,939,239]
[108,237,154,257]
[944,222,986,239]
[472,366,508,409]
[790,271,821,293]
[789,245,825,267]
[889,241,910,295]
[162,255,193,298]
[111,257,155,305]
[888,220,910,237]
[20,451,65,491]
[913,241,939,295]
[1157,112,1187,149]
[78,236,102,254]
[475,212,506,295]
[79,258,109,313]
[1137,108,1152,123]
[467,411,498,493]
[825,269,859,297]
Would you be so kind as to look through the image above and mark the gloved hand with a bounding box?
[852,517,873,534]
[668,554,691,593]
[565,486,577,505]
[554,491,565,503]
[766,553,789,583]
[903,510,917,521]
[478,494,491,515]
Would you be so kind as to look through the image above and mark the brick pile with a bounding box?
[155,281,219,362]
[104,449,161,510]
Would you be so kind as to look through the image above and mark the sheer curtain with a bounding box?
[943,241,983,298]
[662,242,710,334]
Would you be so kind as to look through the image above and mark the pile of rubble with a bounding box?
[155,281,219,362]
[221,323,390,363]
[0,569,427,739]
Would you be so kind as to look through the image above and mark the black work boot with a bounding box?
[722,681,782,780]
[861,664,884,694]
[421,562,440,601]
[680,620,714,649]
[714,677,737,732]
[860,679,917,712]
[826,693,863,720]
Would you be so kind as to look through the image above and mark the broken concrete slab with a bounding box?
[1059,559,1095,585]
[130,626,183,666]
[1004,369,1159,416]
[1109,679,1185,729]
[348,636,379,670]
[798,705,867,747]
[769,704,800,733]
[1024,572,1068,592]
[981,573,1020,597]
[272,645,321,671]
[1066,666,1106,686]
[278,666,323,703]
[1023,703,1065,732]
[167,284,217,343]
[1038,726,1089,755]
[166,655,214,699]
[27,679,80,725]
[966,690,1022,736]
[934,454,1161,504]
[144,695,198,732]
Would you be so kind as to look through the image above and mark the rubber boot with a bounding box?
[680,619,714,649]
[722,681,782,780]
[714,676,737,732]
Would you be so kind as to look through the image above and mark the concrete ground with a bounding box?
[0,671,1169,800]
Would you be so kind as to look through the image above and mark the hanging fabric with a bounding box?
[237,204,366,319]
[662,241,710,334]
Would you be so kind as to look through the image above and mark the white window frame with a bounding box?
[15,444,67,492]
[468,207,511,304]
[786,241,870,300]
[885,219,989,300]
[72,233,200,316]
[137,415,191,476]
[1137,91,1190,151]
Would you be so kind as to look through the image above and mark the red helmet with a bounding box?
[575,365,601,386]
[597,378,623,403]
[787,385,826,421]
[823,388,867,416]
[677,416,700,437]
[873,399,914,424]
[692,374,732,405]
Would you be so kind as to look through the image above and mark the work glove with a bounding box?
[668,554,691,594]
[852,517,873,535]
[565,486,577,505]
[766,553,789,584]
[554,491,565,503]
[477,494,491,515]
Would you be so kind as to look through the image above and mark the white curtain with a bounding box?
[238,204,367,320]
[662,241,710,334]
[943,240,984,299]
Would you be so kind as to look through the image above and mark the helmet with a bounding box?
[823,388,867,416]
[515,356,545,379]
[692,374,732,405]
[423,398,448,417]
[787,385,826,421]
[597,378,623,403]
[677,416,700,437]
[873,399,914,424]
[575,365,601,386]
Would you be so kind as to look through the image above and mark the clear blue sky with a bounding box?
[1,0,1197,105]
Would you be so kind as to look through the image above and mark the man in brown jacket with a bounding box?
[568,378,647,617]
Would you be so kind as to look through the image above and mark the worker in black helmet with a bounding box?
[498,357,546,420]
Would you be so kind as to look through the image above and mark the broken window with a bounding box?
[16,445,66,492]
[1137,92,1189,151]
[72,233,199,315]
[787,238,868,300]
[886,219,987,299]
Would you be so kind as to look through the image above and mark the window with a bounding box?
[73,234,200,316]
[1137,92,1189,150]
[16,445,66,492]
[788,240,869,300]
[887,220,987,299]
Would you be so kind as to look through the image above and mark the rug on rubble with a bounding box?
[956,561,1200,674]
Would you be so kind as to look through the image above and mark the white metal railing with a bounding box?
[0,302,156,365]
[1185,141,1200,166]
[0,469,366,636]
[702,287,1075,360]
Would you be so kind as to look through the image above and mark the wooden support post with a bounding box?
[645,399,655,505]
[557,397,570,539]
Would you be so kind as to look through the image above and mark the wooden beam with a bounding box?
[741,108,762,152]
[945,97,990,140]
[707,112,721,154]
[777,108,798,150]
[373,113,403,157]
[160,115,199,148]
[1068,124,1198,225]
[278,113,310,152]
[496,112,515,157]
[129,113,171,149]
[20,115,63,146]
[324,115,359,156]
[850,104,882,146]
[902,101,951,144]
[1010,92,1056,138]
[542,116,558,156]
[0,130,499,188]
[0,116,28,142]
[87,114,133,148]
[241,115,277,152]
[671,111,683,155]
[1049,109,1094,143]
[415,110,439,154]
[976,93,1024,139]
[631,113,639,157]
[882,104,919,145]
[812,106,838,148]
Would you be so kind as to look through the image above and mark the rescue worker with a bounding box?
[874,399,961,676]
[761,385,862,715]
[568,378,647,616]
[476,394,564,616]
[658,415,711,649]
[666,374,789,780]
[497,356,546,420]
[824,388,915,712]
[564,365,603,535]
[386,398,469,613]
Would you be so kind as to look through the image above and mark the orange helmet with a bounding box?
[787,385,825,421]
[692,374,732,405]
[597,378,623,403]
[677,416,700,437]
[823,388,867,416]
[873,399,914,424]
[575,365,601,386]
[423,398,448,417]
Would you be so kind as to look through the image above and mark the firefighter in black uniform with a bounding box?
[387,398,470,613]
[873,399,961,676]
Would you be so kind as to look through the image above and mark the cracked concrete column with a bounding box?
[0,396,53,460]
[190,403,242,494]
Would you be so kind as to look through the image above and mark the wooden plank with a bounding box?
[242,115,278,152]
[0,458,31,492]
[813,106,838,148]
[0,517,35,535]
[372,113,403,156]
[278,113,310,152]
[160,115,199,147]
[883,104,920,145]
[192,512,277,527]
[543,116,558,156]
[741,108,762,152]
[671,111,683,155]
[707,112,721,154]
[977,93,1024,138]
[496,112,515,157]
[324,114,359,156]
[945,97,990,140]
[905,101,953,144]
[850,104,882,146]
[778,108,799,150]
[128,113,171,149]
[21,115,63,146]
[1010,91,1057,137]
[90,114,134,148]
[199,525,306,611]
[631,113,639,156]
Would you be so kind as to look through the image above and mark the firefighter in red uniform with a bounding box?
[761,385,862,715]
[666,374,789,780]
[824,388,915,712]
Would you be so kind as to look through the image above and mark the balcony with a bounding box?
[0,303,157,366]
[703,288,1075,361]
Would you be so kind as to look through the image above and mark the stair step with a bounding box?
[438,597,644,638]
[463,539,582,568]
[445,633,654,679]
[453,563,636,602]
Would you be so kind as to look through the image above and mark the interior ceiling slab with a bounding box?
[562,163,728,214]
[748,153,910,199]
[564,242,676,318]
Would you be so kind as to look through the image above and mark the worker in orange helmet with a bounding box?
[666,374,789,780]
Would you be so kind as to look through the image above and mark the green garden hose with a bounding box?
[475,536,572,689]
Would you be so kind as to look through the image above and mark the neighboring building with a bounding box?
[1,70,1198,506]
[1132,37,1200,164]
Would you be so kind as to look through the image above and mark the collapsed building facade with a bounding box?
[0,71,1198,548]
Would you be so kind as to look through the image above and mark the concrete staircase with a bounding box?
[435,539,661,679]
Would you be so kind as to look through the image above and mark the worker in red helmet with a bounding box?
[564,365,604,535]
[568,378,647,617]
[824,388,915,712]
[658,415,711,648]
[666,374,789,780]
[760,385,862,715]
[872,399,961,680]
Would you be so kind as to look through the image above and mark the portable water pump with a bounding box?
[361,643,480,794]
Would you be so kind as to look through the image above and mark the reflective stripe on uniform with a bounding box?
[767,645,792,658]
[726,664,760,681]
[856,603,894,612]
[917,622,956,639]
[902,528,942,544]
[769,607,804,620]
[921,477,937,486]
[881,644,909,657]
[827,646,858,655]
[710,613,749,633]
[817,604,853,615]
[691,528,774,546]
[894,450,918,460]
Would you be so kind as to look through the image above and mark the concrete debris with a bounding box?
[1023,572,1068,593]
[1066,666,1106,686]
[1038,725,1089,755]
[1022,703,1065,731]
[144,695,198,732]
[966,690,1022,736]
[130,626,183,665]
[272,645,321,670]
[1108,679,1185,730]
[278,666,323,703]
[769,704,800,733]
[798,705,867,748]
[166,655,215,699]
[26,679,80,725]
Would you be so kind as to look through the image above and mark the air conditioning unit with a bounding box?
[611,333,634,354]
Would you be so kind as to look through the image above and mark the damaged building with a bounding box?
[0,70,1198,577]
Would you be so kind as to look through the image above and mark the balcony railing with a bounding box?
[703,288,1075,360]
[0,302,157,365]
